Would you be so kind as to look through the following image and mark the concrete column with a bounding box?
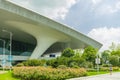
[29,36,58,59]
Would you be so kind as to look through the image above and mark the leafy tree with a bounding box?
[109,55,119,66]
[111,50,120,57]
[61,48,75,57]
[101,50,110,64]
[73,52,81,58]
[82,46,98,64]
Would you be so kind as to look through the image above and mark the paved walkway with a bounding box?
[69,72,120,80]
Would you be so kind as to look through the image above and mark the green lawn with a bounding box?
[87,70,120,76]
[0,71,20,80]
[87,71,109,76]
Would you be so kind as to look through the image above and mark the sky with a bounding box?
[9,0,120,51]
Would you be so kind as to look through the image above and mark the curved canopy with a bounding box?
[0,0,102,59]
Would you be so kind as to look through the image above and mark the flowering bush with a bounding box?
[13,67,87,80]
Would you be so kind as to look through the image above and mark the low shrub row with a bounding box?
[86,66,120,72]
[13,67,87,80]
[100,67,119,71]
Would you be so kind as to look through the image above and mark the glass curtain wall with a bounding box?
[0,38,36,56]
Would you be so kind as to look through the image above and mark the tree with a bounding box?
[82,46,98,64]
[101,50,110,64]
[109,55,119,66]
[111,50,120,57]
[73,52,81,58]
[61,48,75,57]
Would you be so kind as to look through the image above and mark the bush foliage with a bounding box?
[46,56,86,68]
[100,67,119,71]
[13,67,87,80]
[22,59,46,66]
[109,55,119,66]
[82,46,98,65]
[61,48,75,57]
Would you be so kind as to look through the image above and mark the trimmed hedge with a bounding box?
[13,67,87,80]
[100,67,119,71]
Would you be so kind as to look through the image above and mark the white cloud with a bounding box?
[9,0,77,19]
[115,1,120,11]
[96,5,116,15]
[92,0,102,5]
[91,0,120,16]
[88,27,120,51]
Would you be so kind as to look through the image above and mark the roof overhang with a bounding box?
[0,0,102,49]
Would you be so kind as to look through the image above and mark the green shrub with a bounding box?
[112,67,119,71]
[71,65,80,68]
[100,67,109,71]
[69,62,78,67]
[46,59,57,68]
[23,59,46,66]
[57,65,67,69]
[16,63,24,67]
[68,57,86,67]
[109,55,119,66]
[79,62,93,68]
[87,68,96,72]
[13,67,87,80]
[100,67,119,71]
[86,62,93,68]
[56,57,70,66]
[102,64,109,67]
[61,48,75,57]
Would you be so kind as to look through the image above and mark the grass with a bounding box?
[87,70,120,76]
[87,71,109,76]
[0,71,20,80]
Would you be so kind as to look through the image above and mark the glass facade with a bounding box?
[0,38,36,56]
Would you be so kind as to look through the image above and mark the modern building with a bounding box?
[0,0,102,61]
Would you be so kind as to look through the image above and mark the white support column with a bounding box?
[29,36,58,59]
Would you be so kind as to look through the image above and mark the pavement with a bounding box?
[69,72,120,80]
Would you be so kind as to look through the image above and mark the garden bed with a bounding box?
[13,67,87,80]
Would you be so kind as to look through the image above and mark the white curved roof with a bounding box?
[0,0,102,50]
